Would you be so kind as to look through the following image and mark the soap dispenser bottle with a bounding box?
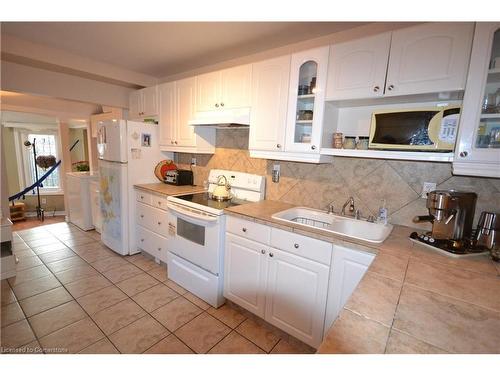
[377,199,388,225]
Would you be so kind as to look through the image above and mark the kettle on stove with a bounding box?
[212,175,232,201]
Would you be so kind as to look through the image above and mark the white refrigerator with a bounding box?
[97,119,170,255]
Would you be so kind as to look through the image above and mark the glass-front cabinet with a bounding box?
[285,46,330,153]
[454,23,500,177]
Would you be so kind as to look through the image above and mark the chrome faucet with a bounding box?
[341,197,355,216]
[327,203,335,214]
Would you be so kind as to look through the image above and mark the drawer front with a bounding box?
[226,216,271,245]
[151,194,169,211]
[136,190,152,205]
[136,225,167,262]
[271,228,332,265]
[136,202,155,229]
[149,208,170,236]
[136,202,169,236]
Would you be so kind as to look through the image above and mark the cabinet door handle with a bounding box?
[261,249,266,254]
[158,201,162,205]
[158,248,161,251]
[373,86,380,92]
[242,228,247,233]
[459,151,468,158]
[140,238,144,242]
[140,215,144,218]
[158,221,161,225]
[174,141,178,144]
[140,195,144,199]
[220,102,224,107]
[215,103,219,108]
[311,145,316,150]
[171,141,174,144]
[276,144,281,149]
[387,84,394,91]
[269,253,274,258]
[294,243,299,249]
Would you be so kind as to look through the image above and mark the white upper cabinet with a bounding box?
[249,55,291,151]
[196,71,221,112]
[175,77,197,147]
[385,23,474,96]
[285,46,330,153]
[158,78,215,153]
[129,86,158,120]
[128,90,142,120]
[325,23,474,101]
[454,23,500,178]
[220,64,252,109]
[142,86,159,117]
[195,64,252,112]
[326,33,391,100]
[158,81,176,147]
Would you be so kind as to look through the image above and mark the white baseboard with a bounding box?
[24,211,66,218]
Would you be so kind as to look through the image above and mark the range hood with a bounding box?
[188,107,250,129]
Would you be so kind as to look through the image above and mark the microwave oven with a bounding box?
[369,106,461,151]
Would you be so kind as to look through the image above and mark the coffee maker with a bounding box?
[411,190,483,255]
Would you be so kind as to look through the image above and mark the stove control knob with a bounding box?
[242,227,247,233]
[261,249,266,254]
[424,236,429,241]
[429,237,435,243]
[269,253,274,258]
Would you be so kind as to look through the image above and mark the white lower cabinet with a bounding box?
[265,248,329,347]
[224,234,268,318]
[224,218,332,348]
[224,216,375,348]
[134,188,169,262]
[323,243,375,335]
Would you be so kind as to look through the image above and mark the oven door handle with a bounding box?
[166,202,219,224]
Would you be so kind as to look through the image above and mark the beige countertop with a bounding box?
[134,183,205,196]
[225,200,500,354]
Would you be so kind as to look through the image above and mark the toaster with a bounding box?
[164,169,193,186]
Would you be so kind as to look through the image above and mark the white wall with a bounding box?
[1,61,134,108]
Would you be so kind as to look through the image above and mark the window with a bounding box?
[25,133,61,191]
[13,128,63,195]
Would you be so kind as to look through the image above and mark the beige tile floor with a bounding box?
[1,222,315,354]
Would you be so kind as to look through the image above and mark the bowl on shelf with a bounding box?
[297,110,313,121]
[300,133,312,143]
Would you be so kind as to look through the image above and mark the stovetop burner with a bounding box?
[174,192,245,211]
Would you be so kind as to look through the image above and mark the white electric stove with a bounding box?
[166,169,266,307]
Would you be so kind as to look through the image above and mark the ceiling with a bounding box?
[1,22,366,77]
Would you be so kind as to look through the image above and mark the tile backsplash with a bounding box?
[175,130,500,230]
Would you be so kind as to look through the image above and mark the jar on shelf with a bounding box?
[309,77,317,94]
[298,85,309,96]
[357,136,369,150]
[332,133,343,149]
[343,136,356,149]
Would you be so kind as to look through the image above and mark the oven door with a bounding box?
[166,201,223,275]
